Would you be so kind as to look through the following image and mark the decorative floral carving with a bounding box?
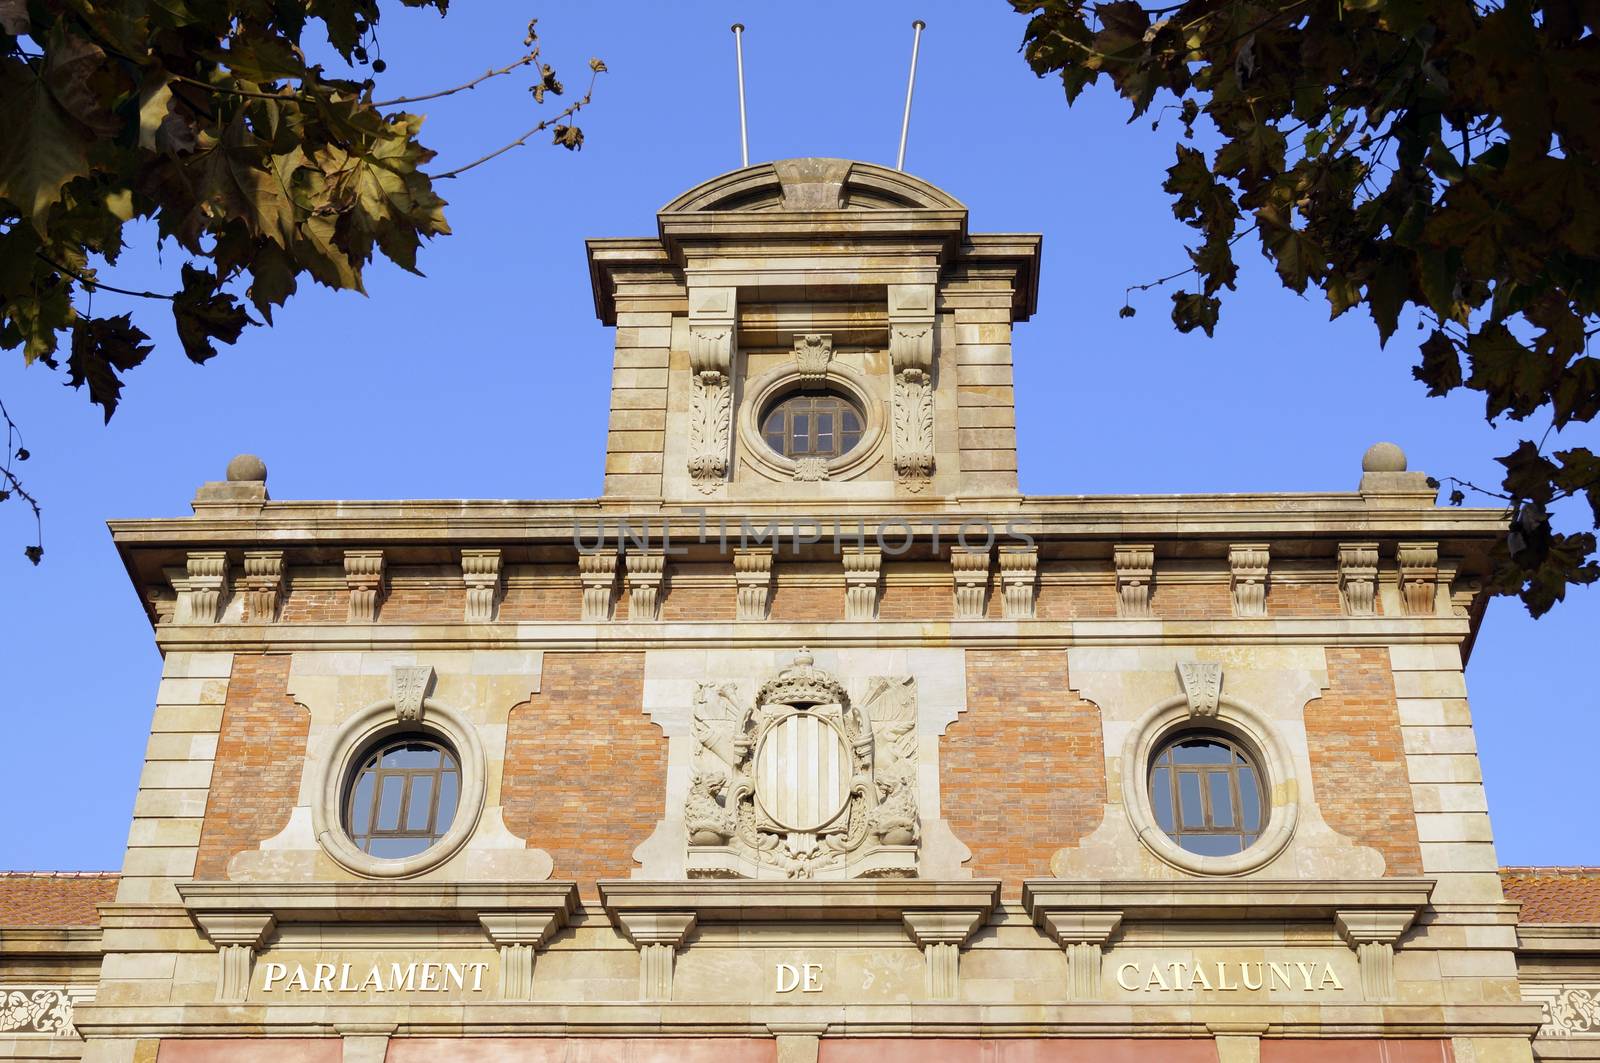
[794,333,834,383]
[793,457,830,481]
[892,368,935,490]
[684,652,919,880]
[1543,987,1600,1037]
[688,370,732,493]
[0,988,74,1036]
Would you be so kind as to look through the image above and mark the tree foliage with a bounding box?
[1013,0,1600,615]
[0,1,602,562]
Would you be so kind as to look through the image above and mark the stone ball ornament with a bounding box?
[1361,441,1407,473]
[225,453,268,482]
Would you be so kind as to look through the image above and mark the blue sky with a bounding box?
[0,1,1593,871]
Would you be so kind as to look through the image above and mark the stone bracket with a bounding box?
[998,544,1039,619]
[624,550,666,621]
[461,548,503,623]
[888,283,937,489]
[902,909,986,1001]
[191,911,275,1003]
[1398,541,1440,616]
[951,546,991,619]
[1335,908,1418,1001]
[688,286,737,493]
[174,550,230,625]
[390,665,433,724]
[734,548,774,620]
[843,547,883,621]
[1338,542,1380,616]
[1113,544,1154,618]
[479,911,564,1001]
[344,550,386,623]
[614,911,697,1002]
[1038,910,1123,1001]
[240,550,283,624]
[1176,662,1223,718]
[1229,543,1270,618]
[579,551,620,622]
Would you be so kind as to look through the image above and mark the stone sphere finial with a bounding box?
[1361,442,1407,473]
[225,454,268,483]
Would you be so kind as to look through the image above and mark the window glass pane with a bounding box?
[376,775,404,831]
[406,775,435,831]
[437,771,460,828]
[1237,766,1261,831]
[1177,771,1205,829]
[1180,833,1243,857]
[1207,771,1235,827]
[383,743,439,769]
[762,392,865,459]
[843,410,860,433]
[1171,739,1231,765]
[1150,766,1173,832]
[791,414,808,451]
[349,771,375,834]
[368,836,430,859]
[763,412,782,435]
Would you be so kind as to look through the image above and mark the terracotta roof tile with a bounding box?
[0,872,119,926]
[1502,866,1600,924]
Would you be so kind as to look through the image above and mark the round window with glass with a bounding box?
[343,736,462,859]
[761,390,865,460]
[1148,731,1265,857]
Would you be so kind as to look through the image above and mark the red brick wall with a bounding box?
[1305,647,1422,875]
[944,650,1107,896]
[1034,581,1118,620]
[379,585,467,621]
[879,583,955,621]
[660,579,737,621]
[501,653,663,897]
[278,585,345,622]
[194,655,308,879]
[499,582,583,621]
[768,571,845,621]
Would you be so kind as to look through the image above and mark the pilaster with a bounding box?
[888,283,936,492]
[686,286,737,495]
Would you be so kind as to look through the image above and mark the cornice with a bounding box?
[0,925,102,957]
[597,879,1002,928]
[1517,924,1600,954]
[1022,878,1436,922]
[175,881,580,925]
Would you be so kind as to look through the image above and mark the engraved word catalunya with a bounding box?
[1116,960,1345,993]
[261,961,488,993]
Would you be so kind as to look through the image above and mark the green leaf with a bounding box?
[0,63,95,235]
[65,314,155,421]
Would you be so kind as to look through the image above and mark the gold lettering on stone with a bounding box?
[775,962,824,993]
[260,961,489,994]
[1113,959,1348,993]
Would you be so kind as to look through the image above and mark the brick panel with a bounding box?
[878,584,954,621]
[768,572,845,621]
[1150,583,1234,619]
[380,585,467,622]
[502,653,663,897]
[1034,582,1118,620]
[193,655,308,879]
[278,586,344,623]
[660,582,736,622]
[944,650,1107,896]
[1305,648,1423,875]
[499,583,583,621]
[0,872,118,925]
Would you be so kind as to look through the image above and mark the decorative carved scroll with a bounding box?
[175,551,229,625]
[684,650,919,880]
[1229,544,1270,618]
[1176,662,1223,718]
[461,549,502,622]
[843,548,883,621]
[578,551,619,621]
[889,283,936,491]
[391,665,434,724]
[951,547,991,619]
[999,544,1039,619]
[794,333,834,384]
[1398,541,1440,616]
[1114,544,1154,618]
[240,551,283,623]
[734,549,773,620]
[0,988,75,1036]
[1338,542,1380,616]
[344,550,385,623]
[624,550,665,621]
[1533,986,1600,1037]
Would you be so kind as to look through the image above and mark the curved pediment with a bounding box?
[662,158,966,214]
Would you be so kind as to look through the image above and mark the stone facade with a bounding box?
[2,158,1592,1063]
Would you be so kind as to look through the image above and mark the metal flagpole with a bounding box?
[896,20,926,171]
[732,23,750,167]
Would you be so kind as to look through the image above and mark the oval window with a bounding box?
[343,737,462,859]
[1149,732,1265,857]
[761,390,864,460]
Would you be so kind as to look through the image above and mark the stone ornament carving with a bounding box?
[1113,544,1154,618]
[578,551,619,621]
[888,283,936,491]
[1398,541,1440,616]
[1176,662,1223,718]
[0,988,75,1036]
[240,550,283,623]
[1229,543,1270,617]
[344,550,385,623]
[734,549,773,620]
[736,360,886,486]
[461,549,502,623]
[1338,542,1379,616]
[192,912,276,1003]
[793,456,830,482]
[1528,986,1600,1037]
[174,550,229,625]
[843,548,883,621]
[1038,911,1123,1002]
[624,550,665,621]
[684,650,920,879]
[687,286,737,494]
[794,333,834,384]
[390,665,434,724]
[1335,909,1417,1002]
[999,544,1039,619]
[951,547,991,619]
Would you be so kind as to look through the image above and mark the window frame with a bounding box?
[343,736,463,859]
[1148,731,1266,857]
[760,390,866,461]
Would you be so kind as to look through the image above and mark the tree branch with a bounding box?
[35,253,176,301]
[0,396,44,565]
[431,69,600,180]
[372,51,541,107]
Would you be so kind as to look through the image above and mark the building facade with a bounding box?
[3,158,1598,1063]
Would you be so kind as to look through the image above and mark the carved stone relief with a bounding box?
[1527,985,1600,1037]
[888,283,936,491]
[687,287,737,494]
[683,649,920,879]
[0,988,76,1036]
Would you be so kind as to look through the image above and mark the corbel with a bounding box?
[479,912,564,1001]
[343,549,385,623]
[843,546,883,621]
[950,546,991,619]
[902,909,985,1001]
[624,549,665,621]
[1397,541,1440,616]
[734,547,774,621]
[1113,544,1154,618]
[888,282,937,490]
[793,332,834,384]
[614,911,696,1002]
[578,550,619,622]
[174,551,230,625]
[240,551,283,624]
[1176,662,1223,718]
[687,286,737,494]
[191,911,275,1003]
[1229,543,1270,618]
[461,548,503,623]
[998,543,1039,619]
[1338,542,1380,617]
[1335,909,1418,1001]
[1038,911,1123,1001]
[389,665,433,724]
